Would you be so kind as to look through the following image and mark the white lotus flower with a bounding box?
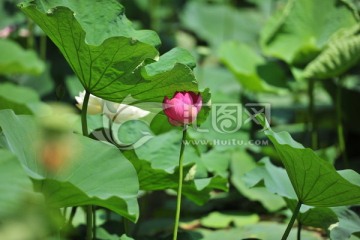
[75,91,103,114]
[75,91,150,122]
[104,102,150,124]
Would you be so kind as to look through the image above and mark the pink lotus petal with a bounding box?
[182,92,194,105]
[165,98,186,122]
[193,93,202,112]
[168,117,183,126]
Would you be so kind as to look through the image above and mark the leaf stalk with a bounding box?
[81,90,94,240]
[281,201,302,240]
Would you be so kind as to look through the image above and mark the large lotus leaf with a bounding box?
[20,2,199,103]
[0,83,41,115]
[260,117,360,207]
[126,155,228,205]
[96,228,134,240]
[199,148,231,179]
[244,158,297,200]
[134,130,200,173]
[102,121,228,204]
[144,47,196,76]
[186,116,250,153]
[300,206,338,230]
[303,35,360,79]
[260,0,359,65]
[246,157,340,229]
[286,199,338,230]
[0,131,7,148]
[0,149,33,217]
[181,1,262,49]
[0,110,139,221]
[200,211,259,229]
[0,111,40,177]
[330,207,360,240]
[231,151,286,212]
[219,41,287,93]
[0,38,44,75]
[24,0,160,46]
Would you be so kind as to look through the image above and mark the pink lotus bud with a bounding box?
[163,91,202,126]
[0,26,14,38]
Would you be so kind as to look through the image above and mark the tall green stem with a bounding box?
[308,78,318,149]
[281,201,302,240]
[86,206,93,240]
[40,34,47,61]
[173,128,187,240]
[297,222,302,240]
[63,207,67,217]
[336,79,349,168]
[123,218,130,236]
[27,20,35,50]
[92,206,96,239]
[81,91,93,240]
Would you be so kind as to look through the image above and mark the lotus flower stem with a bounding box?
[281,201,302,240]
[162,91,202,239]
[81,90,94,240]
[173,127,187,240]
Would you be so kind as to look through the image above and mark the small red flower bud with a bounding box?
[163,91,202,126]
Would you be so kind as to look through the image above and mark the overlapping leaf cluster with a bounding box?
[0,0,221,227]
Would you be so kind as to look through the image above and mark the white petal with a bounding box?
[74,90,103,115]
[75,96,83,105]
[111,104,150,123]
